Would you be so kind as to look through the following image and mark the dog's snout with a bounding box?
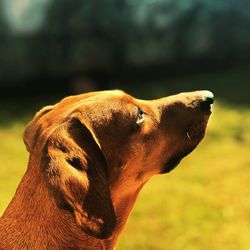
[154,90,215,113]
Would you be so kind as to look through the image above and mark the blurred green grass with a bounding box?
[0,76,250,249]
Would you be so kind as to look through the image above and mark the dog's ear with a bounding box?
[23,105,54,152]
[42,116,116,239]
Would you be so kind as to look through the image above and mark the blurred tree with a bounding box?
[0,0,250,87]
[0,6,7,78]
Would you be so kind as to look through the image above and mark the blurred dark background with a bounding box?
[0,0,249,102]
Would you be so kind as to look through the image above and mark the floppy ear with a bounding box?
[23,105,54,152]
[42,116,116,239]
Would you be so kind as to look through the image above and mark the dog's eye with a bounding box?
[136,107,145,125]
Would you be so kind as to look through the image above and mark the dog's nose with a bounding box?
[198,90,214,113]
[200,90,214,104]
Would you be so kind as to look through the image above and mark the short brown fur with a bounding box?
[0,90,212,249]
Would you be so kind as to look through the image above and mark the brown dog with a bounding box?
[0,90,213,249]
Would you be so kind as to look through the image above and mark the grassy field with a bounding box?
[0,73,250,249]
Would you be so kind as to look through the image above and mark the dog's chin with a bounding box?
[161,146,196,174]
[161,156,182,174]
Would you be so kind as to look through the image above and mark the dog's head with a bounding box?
[23,90,213,239]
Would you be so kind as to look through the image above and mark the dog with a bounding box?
[0,90,213,249]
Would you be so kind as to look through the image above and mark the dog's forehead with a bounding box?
[70,90,136,112]
[39,90,134,125]
[86,90,134,104]
[70,90,133,106]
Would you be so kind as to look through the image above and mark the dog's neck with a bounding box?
[0,160,144,249]
[0,160,102,249]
